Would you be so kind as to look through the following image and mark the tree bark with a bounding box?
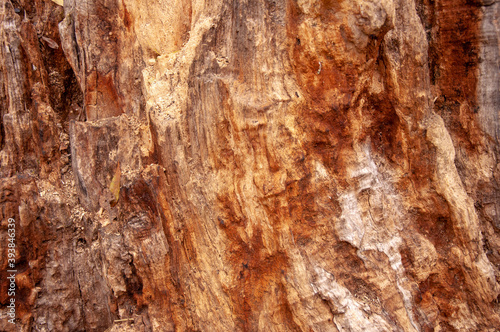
[1,0,499,331]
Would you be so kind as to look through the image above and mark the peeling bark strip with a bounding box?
[1,0,500,331]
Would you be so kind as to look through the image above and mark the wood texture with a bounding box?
[1,0,500,331]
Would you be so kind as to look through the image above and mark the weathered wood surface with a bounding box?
[1,0,499,331]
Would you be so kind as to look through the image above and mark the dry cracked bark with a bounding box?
[1,0,500,331]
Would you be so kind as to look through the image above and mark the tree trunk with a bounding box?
[1,0,500,331]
